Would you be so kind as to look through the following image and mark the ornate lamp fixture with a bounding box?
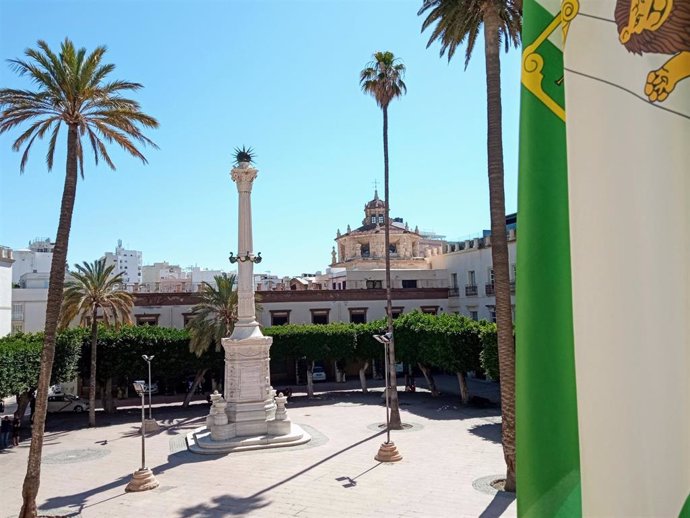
[228,251,262,264]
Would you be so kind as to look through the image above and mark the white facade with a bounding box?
[428,229,517,322]
[11,238,54,284]
[102,239,142,285]
[142,261,184,283]
[10,288,49,333]
[0,247,14,336]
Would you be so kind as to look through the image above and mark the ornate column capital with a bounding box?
[231,163,258,193]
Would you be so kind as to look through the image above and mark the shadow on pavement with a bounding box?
[478,491,516,518]
[468,422,502,444]
[175,494,270,517]
[175,429,386,517]
[40,473,131,512]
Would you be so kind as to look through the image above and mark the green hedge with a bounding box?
[78,325,224,391]
[0,329,83,398]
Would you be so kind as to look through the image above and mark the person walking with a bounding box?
[11,413,20,446]
[0,416,11,449]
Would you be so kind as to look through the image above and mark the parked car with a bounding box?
[312,366,326,382]
[133,381,159,395]
[47,394,88,413]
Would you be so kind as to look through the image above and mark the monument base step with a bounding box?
[187,422,310,454]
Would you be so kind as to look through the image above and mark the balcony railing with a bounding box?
[465,284,478,296]
[485,283,495,296]
[449,287,460,297]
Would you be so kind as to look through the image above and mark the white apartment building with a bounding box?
[0,246,14,336]
[10,287,49,334]
[11,237,54,286]
[102,239,142,285]
[428,221,517,322]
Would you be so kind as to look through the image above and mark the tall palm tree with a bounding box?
[59,259,133,427]
[0,38,158,517]
[418,0,521,491]
[360,51,407,429]
[184,273,239,407]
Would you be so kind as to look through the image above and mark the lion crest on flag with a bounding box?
[615,0,690,102]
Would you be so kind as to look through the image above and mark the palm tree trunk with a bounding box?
[20,124,79,518]
[383,104,402,430]
[182,368,208,408]
[89,307,98,427]
[484,9,516,492]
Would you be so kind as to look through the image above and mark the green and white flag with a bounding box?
[517,1,690,517]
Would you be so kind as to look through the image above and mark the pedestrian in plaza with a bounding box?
[11,413,20,446]
[0,416,11,449]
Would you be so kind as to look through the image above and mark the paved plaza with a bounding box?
[0,378,516,518]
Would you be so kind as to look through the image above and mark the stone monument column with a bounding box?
[223,162,276,435]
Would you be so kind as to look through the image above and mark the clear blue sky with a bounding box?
[0,0,521,277]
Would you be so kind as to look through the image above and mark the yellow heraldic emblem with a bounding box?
[616,0,690,102]
[521,0,579,122]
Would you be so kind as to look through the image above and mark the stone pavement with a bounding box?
[0,379,516,518]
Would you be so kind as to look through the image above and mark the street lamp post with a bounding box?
[141,355,159,432]
[142,355,154,419]
[373,332,402,462]
[125,382,159,492]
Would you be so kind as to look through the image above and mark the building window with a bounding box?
[11,322,23,334]
[451,273,458,288]
[388,306,404,319]
[182,313,194,327]
[488,268,495,285]
[270,311,290,326]
[349,308,367,324]
[420,306,439,315]
[366,280,383,289]
[467,270,476,286]
[389,243,397,254]
[12,303,24,321]
[469,310,478,321]
[332,283,336,290]
[401,279,417,289]
[361,243,370,258]
[371,216,377,224]
[487,305,496,323]
[310,309,330,325]
[342,281,346,290]
[136,314,159,326]
[378,215,384,223]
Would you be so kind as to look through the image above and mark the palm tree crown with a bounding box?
[0,38,158,173]
[418,0,521,67]
[186,274,239,357]
[60,259,133,328]
[359,51,407,109]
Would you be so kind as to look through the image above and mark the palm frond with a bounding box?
[360,51,407,109]
[418,0,522,68]
[59,258,133,330]
[1,38,159,174]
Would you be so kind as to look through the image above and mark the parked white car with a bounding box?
[47,394,88,413]
[312,366,326,382]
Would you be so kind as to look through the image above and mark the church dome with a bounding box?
[366,189,385,209]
